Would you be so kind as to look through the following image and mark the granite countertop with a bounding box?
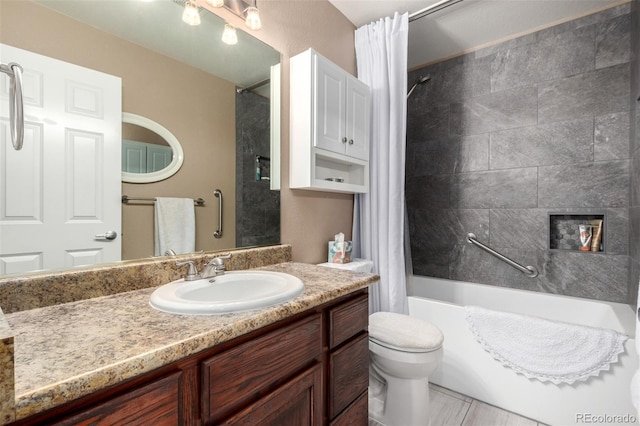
[4,262,377,421]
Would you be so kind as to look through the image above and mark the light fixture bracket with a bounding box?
[223,0,252,17]
[221,0,261,31]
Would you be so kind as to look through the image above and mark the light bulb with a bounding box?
[182,0,201,26]
[222,23,238,45]
[244,6,261,30]
[206,0,224,7]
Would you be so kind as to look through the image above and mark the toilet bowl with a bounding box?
[368,312,444,426]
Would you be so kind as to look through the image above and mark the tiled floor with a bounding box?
[370,383,545,426]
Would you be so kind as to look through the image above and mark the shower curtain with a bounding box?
[352,12,409,314]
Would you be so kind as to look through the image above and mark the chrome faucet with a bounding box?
[201,254,232,279]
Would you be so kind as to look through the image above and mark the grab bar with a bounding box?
[1,62,24,150]
[213,189,223,238]
[466,233,538,278]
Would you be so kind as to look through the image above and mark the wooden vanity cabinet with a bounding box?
[11,290,369,426]
[202,314,324,424]
[208,292,369,425]
[327,293,369,424]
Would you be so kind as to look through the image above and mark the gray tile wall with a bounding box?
[407,4,633,303]
[235,92,280,247]
[629,0,640,307]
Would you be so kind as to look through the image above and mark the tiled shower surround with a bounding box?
[406,4,634,303]
[235,91,280,247]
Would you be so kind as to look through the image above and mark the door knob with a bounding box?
[342,137,347,143]
[348,139,354,145]
[95,230,118,240]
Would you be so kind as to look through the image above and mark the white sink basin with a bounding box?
[149,271,304,315]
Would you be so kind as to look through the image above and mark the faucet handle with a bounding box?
[208,253,232,271]
[176,261,201,281]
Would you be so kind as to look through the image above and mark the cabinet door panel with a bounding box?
[345,78,370,161]
[330,390,368,426]
[329,333,369,419]
[314,55,346,154]
[220,364,323,425]
[53,372,181,426]
[202,314,323,422]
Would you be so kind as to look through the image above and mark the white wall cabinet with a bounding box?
[290,49,371,193]
[122,140,172,173]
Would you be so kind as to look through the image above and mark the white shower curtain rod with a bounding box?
[408,0,464,22]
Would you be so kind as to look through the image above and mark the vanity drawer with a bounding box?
[328,332,369,419]
[201,314,323,423]
[329,294,368,349]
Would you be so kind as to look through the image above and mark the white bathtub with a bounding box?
[408,275,638,426]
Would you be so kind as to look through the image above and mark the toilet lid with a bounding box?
[369,312,443,352]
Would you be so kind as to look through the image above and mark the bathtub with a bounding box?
[408,275,638,426]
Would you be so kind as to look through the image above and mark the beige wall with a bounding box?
[0,1,237,259]
[205,0,358,264]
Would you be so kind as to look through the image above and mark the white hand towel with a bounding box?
[154,197,195,256]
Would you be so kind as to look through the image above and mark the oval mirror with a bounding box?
[121,112,184,183]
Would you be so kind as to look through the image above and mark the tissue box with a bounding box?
[328,241,352,264]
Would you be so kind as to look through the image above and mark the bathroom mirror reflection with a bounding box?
[0,0,281,277]
[121,113,185,184]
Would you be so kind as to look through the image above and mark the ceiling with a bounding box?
[34,0,280,89]
[328,0,625,68]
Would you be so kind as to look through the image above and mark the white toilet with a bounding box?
[318,258,444,425]
[368,312,444,426]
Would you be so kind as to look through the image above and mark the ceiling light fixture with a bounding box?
[182,0,201,26]
[206,0,225,8]
[222,23,238,45]
[244,4,261,31]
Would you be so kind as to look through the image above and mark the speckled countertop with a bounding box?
[4,261,377,421]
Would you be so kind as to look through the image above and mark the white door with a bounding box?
[313,54,346,154]
[0,44,122,274]
[345,78,370,161]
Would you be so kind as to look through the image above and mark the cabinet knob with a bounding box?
[342,137,347,143]
[348,139,354,145]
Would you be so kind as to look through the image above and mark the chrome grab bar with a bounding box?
[466,233,538,278]
[213,189,223,239]
[1,62,24,150]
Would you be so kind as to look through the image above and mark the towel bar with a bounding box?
[121,195,205,205]
[466,233,538,278]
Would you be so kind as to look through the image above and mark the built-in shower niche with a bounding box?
[549,214,605,253]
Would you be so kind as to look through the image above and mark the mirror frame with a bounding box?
[121,112,185,183]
